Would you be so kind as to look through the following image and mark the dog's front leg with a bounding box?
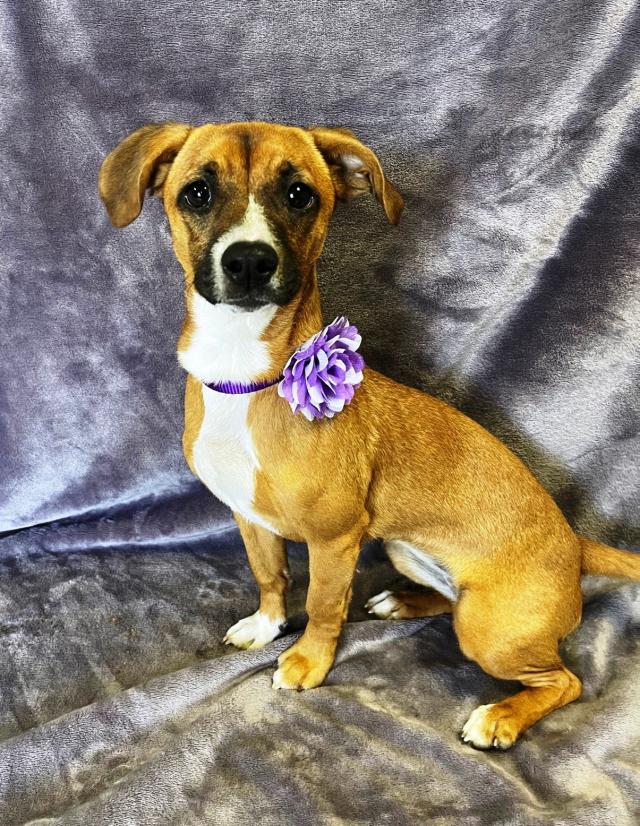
[223,513,289,650]
[273,519,366,690]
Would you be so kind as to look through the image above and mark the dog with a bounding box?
[99,121,640,749]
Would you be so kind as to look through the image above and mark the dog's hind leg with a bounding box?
[461,661,582,750]
[366,589,452,618]
[455,580,582,750]
[366,539,457,618]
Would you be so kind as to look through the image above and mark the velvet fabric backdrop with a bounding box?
[1,1,639,824]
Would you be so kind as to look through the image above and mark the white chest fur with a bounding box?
[178,295,278,531]
[192,388,275,530]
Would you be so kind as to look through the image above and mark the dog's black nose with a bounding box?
[221,242,279,290]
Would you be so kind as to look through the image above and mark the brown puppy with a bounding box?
[99,121,640,749]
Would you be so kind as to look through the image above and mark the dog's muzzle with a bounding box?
[195,237,301,311]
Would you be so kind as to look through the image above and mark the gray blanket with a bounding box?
[1,1,639,823]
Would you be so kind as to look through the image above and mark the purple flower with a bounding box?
[278,316,365,420]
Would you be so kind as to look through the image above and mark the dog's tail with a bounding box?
[580,536,640,580]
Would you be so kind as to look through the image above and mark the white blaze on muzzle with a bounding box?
[210,194,281,290]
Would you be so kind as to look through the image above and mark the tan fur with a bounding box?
[99,120,640,749]
[234,513,289,622]
[182,372,204,476]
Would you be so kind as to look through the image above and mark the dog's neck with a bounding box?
[177,269,323,386]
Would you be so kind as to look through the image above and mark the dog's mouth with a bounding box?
[222,294,273,311]
[194,280,298,312]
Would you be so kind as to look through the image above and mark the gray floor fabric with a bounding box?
[1,1,639,823]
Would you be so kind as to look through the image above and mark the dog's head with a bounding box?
[99,121,403,311]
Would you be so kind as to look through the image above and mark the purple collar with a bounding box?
[202,316,364,419]
[204,375,282,395]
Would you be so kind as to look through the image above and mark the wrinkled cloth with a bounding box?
[1,0,639,824]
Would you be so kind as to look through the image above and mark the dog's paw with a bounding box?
[272,638,335,691]
[461,704,520,750]
[365,590,403,619]
[223,611,285,650]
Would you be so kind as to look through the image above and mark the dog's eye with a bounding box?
[286,181,315,210]
[182,179,212,210]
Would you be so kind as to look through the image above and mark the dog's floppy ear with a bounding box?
[98,122,192,227]
[309,126,403,225]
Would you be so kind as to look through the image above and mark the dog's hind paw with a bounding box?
[365,590,402,619]
[461,704,519,750]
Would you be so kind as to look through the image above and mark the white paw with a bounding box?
[461,703,517,750]
[461,704,497,749]
[223,611,285,650]
[365,590,401,619]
